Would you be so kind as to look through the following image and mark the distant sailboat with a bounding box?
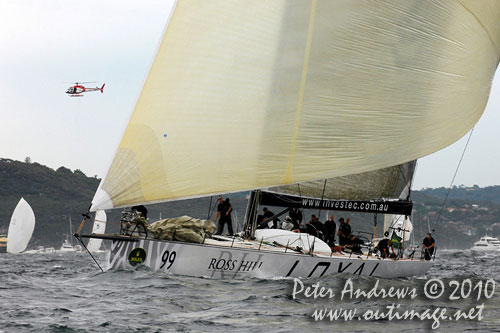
[59,239,76,252]
[0,235,7,253]
[78,1,500,279]
[59,217,82,252]
[86,210,107,253]
[7,198,35,254]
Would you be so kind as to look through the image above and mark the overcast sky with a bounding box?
[1,0,499,191]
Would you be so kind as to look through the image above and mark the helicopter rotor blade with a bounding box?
[64,81,98,85]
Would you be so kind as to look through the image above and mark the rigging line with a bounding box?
[248,195,254,236]
[397,161,415,201]
[209,197,219,221]
[397,163,410,190]
[268,192,297,204]
[297,183,306,220]
[406,161,417,201]
[317,179,328,217]
[399,160,416,185]
[207,196,213,220]
[435,127,475,227]
[75,234,104,272]
[246,191,259,238]
[232,209,240,233]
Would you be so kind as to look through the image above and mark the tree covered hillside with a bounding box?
[1,157,499,249]
[418,185,500,204]
[0,158,99,247]
[0,158,249,248]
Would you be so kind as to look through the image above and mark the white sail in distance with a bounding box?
[7,198,35,253]
[92,0,500,211]
[86,210,107,252]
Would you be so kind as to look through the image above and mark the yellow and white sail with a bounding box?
[92,0,500,211]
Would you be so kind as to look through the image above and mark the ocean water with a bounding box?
[1,250,499,332]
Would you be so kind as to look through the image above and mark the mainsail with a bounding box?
[256,160,416,215]
[265,160,416,201]
[7,198,36,254]
[91,0,500,211]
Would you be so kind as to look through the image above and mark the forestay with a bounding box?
[91,0,500,211]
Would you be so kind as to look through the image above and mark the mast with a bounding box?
[69,217,73,246]
[243,190,260,239]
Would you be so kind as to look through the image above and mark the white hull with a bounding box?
[470,236,500,252]
[59,248,77,252]
[58,247,83,253]
[471,247,500,252]
[110,238,433,279]
[59,239,83,253]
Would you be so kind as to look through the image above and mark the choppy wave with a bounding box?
[0,250,499,332]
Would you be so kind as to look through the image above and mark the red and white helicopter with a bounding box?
[66,82,105,97]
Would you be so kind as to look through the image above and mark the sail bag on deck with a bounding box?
[147,216,216,244]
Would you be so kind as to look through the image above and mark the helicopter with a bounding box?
[66,82,105,97]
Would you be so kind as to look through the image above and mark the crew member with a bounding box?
[289,208,303,229]
[337,218,352,246]
[377,238,395,258]
[281,216,299,231]
[306,214,326,239]
[324,214,336,246]
[257,207,276,229]
[347,234,364,254]
[132,205,148,219]
[215,196,233,235]
[422,233,436,260]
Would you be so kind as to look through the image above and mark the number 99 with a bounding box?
[160,250,176,269]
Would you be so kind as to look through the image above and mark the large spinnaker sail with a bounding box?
[86,210,107,252]
[7,198,35,254]
[91,0,500,211]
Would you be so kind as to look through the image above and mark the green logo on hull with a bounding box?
[128,247,146,266]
